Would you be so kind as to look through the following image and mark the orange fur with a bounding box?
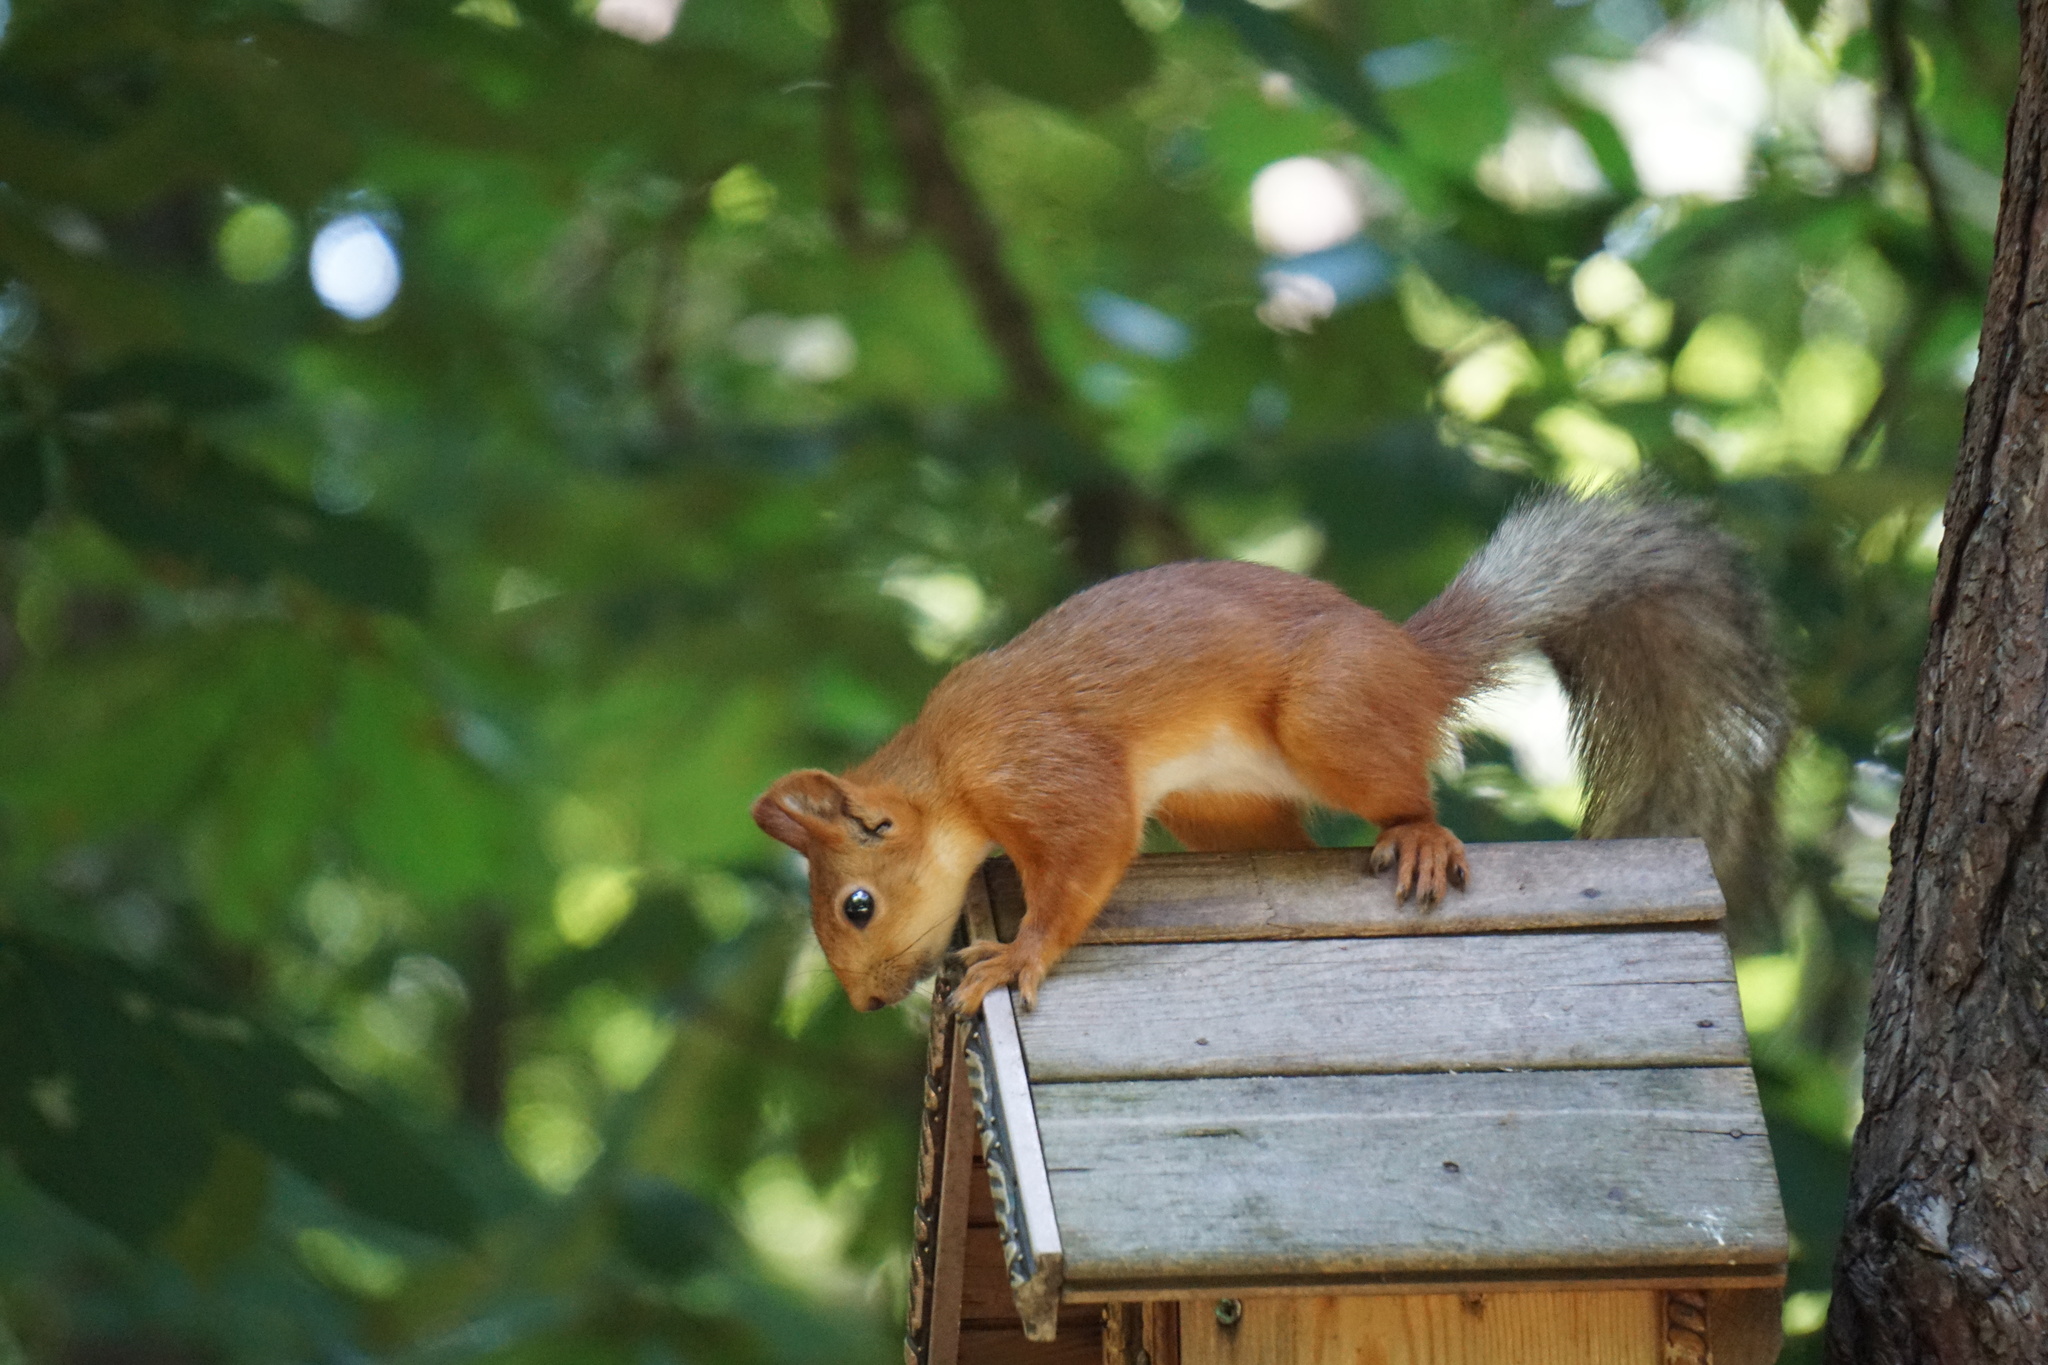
[753,560,1469,1015]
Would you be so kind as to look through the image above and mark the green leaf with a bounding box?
[614,1175,727,1278]
[0,429,48,535]
[0,932,477,1244]
[948,0,1157,115]
[168,990,478,1242]
[189,741,330,940]
[0,639,251,867]
[524,887,712,1009]
[332,660,523,906]
[63,353,277,414]
[1555,100,1638,202]
[1183,0,1395,140]
[1781,0,1826,30]
[159,1136,272,1283]
[0,937,219,1242]
[66,433,431,616]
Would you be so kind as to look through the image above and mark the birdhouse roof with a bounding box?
[961,839,1787,1335]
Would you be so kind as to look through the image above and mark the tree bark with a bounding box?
[1824,0,2048,1358]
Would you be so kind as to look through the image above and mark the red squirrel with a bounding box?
[753,489,1789,1016]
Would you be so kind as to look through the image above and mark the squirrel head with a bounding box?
[751,770,979,1010]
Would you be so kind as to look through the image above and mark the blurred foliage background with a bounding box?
[0,0,2016,1359]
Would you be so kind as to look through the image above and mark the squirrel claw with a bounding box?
[1370,822,1470,908]
[954,940,1006,968]
[948,943,1047,1015]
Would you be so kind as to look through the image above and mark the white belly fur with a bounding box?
[1136,728,1317,813]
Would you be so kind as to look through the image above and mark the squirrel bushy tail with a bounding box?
[1404,487,1791,923]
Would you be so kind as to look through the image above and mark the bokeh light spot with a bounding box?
[1783,1290,1831,1337]
[217,202,297,284]
[1571,253,1648,324]
[1736,954,1800,1035]
[1440,335,1539,421]
[881,563,992,661]
[710,164,777,226]
[554,864,639,946]
[1534,404,1640,486]
[594,0,682,43]
[310,214,401,321]
[1250,157,1365,258]
[1672,314,1766,402]
[1475,113,1606,211]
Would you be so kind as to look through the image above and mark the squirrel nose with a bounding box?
[861,995,886,1012]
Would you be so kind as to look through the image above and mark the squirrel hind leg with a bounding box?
[1271,632,1468,903]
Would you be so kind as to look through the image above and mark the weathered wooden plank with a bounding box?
[1141,1301,1182,1365]
[1016,930,1746,1082]
[958,1224,1097,1334]
[1100,1303,1144,1365]
[1175,1290,1664,1365]
[1100,1302,1183,1365]
[968,1153,996,1227]
[1035,1068,1786,1292]
[1705,1287,1785,1365]
[962,868,1065,1342]
[962,1222,1031,1324]
[955,1325,1102,1365]
[986,839,1723,945]
[926,1005,975,1365]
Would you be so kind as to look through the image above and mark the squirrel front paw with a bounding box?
[949,941,1049,1014]
[1369,822,1470,905]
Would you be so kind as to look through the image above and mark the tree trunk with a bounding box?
[1824,1,2048,1359]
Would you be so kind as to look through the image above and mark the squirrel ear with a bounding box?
[752,770,849,852]
[837,784,899,842]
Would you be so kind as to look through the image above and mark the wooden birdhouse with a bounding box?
[903,839,1787,1365]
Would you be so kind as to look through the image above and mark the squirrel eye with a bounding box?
[842,888,876,928]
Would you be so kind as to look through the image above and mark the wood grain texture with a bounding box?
[1175,1290,1664,1365]
[1034,1068,1786,1292]
[1707,1287,1785,1365]
[959,1225,1099,1335]
[963,869,1065,1342]
[1142,1301,1181,1365]
[928,1008,975,1365]
[954,1325,1102,1365]
[1100,1304,1143,1365]
[1015,930,1746,1082]
[985,839,1723,945]
[980,986,1063,1267]
[960,1205,1025,1323]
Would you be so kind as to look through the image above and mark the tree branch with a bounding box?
[1842,292,1945,467]
[637,187,715,448]
[822,23,906,258]
[458,905,513,1129]
[1876,0,1974,290]
[830,0,1156,580]
[835,0,1065,411]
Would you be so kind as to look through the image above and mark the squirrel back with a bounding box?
[1405,488,1791,922]
[755,486,1791,1013]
